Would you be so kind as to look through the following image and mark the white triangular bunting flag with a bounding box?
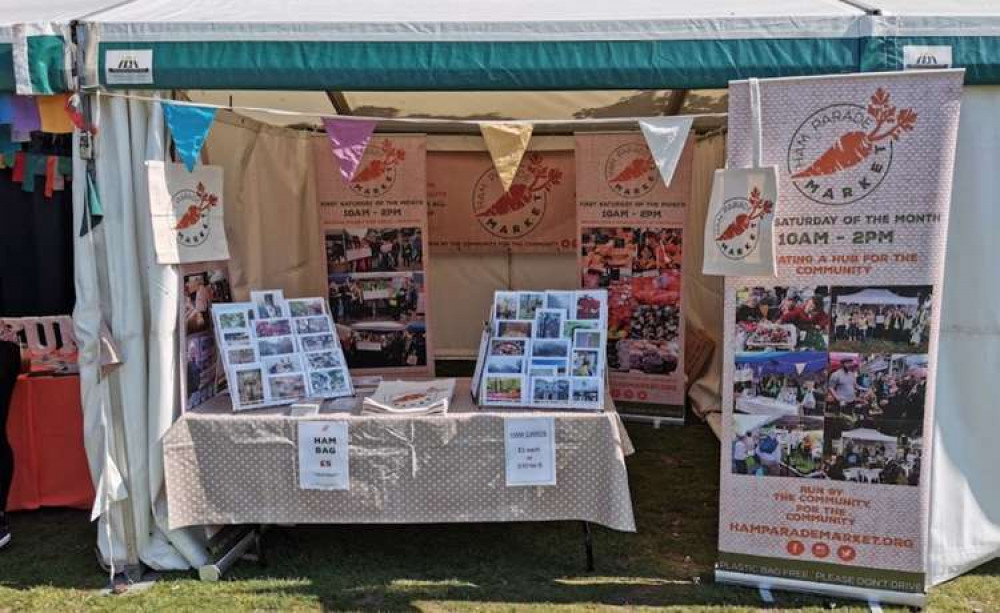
[794,362,807,376]
[480,123,533,192]
[638,116,693,188]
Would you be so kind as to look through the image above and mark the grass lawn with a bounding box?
[0,423,997,611]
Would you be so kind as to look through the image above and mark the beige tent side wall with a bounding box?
[202,111,726,416]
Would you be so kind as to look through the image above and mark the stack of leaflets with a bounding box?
[476,290,608,411]
[362,379,456,416]
[212,290,354,411]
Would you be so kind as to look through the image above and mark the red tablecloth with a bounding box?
[6,374,94,511]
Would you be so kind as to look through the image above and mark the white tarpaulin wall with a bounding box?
[926,86,1000,586]
[73,94,209,571]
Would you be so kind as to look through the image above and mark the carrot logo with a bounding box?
[787,88,917,205]
[173,181,219,247]
[472,152,562,239]
[604,143,657,198]
[348,139,405,197]
[712,186,773,260]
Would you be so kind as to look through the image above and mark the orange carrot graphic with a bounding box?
[716,186,773,242]
[174,182,220,231]
[792,88,917,179]
[610,156,655,183]
[353,140,406,183]
[476,153,563,217]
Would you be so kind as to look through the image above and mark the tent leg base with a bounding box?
[198,526,261,582]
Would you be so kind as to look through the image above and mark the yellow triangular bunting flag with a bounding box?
[480,123,534,192]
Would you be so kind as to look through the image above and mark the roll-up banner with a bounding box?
[314,135,434,377]
[716,70,963,607]
[575,133,692,421]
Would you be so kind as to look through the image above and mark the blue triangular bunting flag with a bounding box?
[163,103,216,171]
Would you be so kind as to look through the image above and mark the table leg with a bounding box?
[582,521,594,572]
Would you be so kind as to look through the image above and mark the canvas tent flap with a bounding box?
[82,0,866,90]
[0,0,121,93]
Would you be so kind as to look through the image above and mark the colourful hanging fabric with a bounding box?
[0,94,12,124]
[11,96,40,133]
[37,95,73,134]
[44,155,58,197]
[11,151,25,182]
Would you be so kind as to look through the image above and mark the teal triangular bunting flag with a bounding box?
[163,102,216,171]
[80,170,103,236]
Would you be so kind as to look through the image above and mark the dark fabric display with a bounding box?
[0,134,74,317]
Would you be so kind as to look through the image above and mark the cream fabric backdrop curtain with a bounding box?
[203,112,326,300]
[75,93,208,571]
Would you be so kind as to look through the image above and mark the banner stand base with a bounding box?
[714,569,925,609]
[618,413,685,428]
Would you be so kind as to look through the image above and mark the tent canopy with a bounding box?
[82,0,867,90]
[736,351,827,376]
[836,289,919,306]
[842,428,899,444]
[0,0,122,93]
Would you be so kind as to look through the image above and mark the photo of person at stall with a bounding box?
[821,352,926,487]
[733,286,831,352]
[830,286,933,354]
[328,271,428,371]
[251,290,286,319]
[733,351,827,417]
[730,413,825,478]
[325,227,424,273]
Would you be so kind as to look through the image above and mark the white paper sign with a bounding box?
[903,45,952,70]
[504,417,556,486]
[148,161,230,264]
[297,421,350,490]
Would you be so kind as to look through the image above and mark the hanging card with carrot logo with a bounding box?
[147,161,230,264]
[703,166,779,276]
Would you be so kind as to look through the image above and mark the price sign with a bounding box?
[297,421,350,490]
[504,417,556,486]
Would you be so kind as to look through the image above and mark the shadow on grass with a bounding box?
[0,424,886,610]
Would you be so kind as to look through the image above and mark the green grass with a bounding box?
[0,423,997,611]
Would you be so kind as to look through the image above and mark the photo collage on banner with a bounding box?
[427,149,576,253]
[315,135,433,376]
[480,290,608,410]
[212,290,353,411]
[180,263,233,410]
[574,133,692,416]
[718,70,963,598]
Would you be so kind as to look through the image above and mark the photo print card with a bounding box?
[480,289,609,410]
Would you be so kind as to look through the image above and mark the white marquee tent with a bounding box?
[0,0,997,598]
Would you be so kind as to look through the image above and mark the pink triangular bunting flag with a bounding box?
[322,118,378,183]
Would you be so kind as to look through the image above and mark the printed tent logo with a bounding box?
[472,152,562,239]
[786,88,918,205]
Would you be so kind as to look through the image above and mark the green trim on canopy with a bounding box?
[0,43,14,92]
[98,38,861,90]
[25,34,68,94]
[862,35,1000,85]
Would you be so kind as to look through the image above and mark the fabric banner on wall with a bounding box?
[717,70,963,604]
[427,150,575,253]
[178,263,233,410]
[575,133,692,414]
[314,135,433,377]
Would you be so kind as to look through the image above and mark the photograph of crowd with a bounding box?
[581,227,682,376]
[734,286,831,352]
[820,352,926,486]
[325,227,423,273]
[733,351,827,417]
[731,413,825,478]
[830,286,933,354]
[328,271,428,370]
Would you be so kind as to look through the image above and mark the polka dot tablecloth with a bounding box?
[163,379,637,532]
